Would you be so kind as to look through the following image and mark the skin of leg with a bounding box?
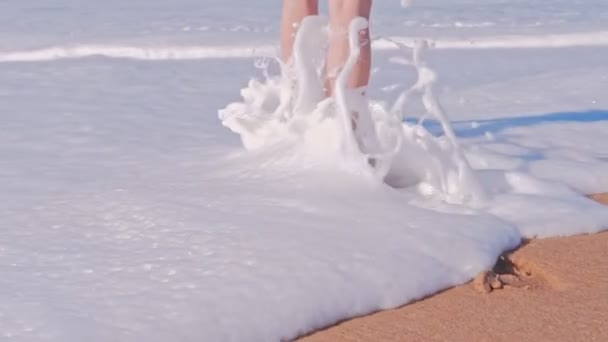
[326,0,372,94]
[280,0,319,63]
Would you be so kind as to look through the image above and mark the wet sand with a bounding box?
[299,194,608,342]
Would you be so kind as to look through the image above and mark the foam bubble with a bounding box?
[219,16,485,204]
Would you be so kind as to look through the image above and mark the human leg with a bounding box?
[280,0,319,63]
[326,0,372,94]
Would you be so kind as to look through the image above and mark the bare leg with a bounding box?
[280,0,319,64]
[326,0,372,94]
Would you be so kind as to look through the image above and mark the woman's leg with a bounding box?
[326,0,372,94]
[280,0,319,63]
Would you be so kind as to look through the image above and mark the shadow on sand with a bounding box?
[407,109,608,138]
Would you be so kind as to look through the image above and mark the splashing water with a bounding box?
[219,16,486,204]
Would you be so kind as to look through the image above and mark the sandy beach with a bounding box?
[300,194,608,342]
[4,2,608,339]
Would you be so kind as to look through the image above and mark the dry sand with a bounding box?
[299,194,608,342]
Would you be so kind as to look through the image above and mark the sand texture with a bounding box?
[299,194,608,342]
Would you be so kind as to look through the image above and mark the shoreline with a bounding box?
[299,193,608,341]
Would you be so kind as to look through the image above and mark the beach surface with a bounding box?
[2,2,608,340]
[301,195,608,342]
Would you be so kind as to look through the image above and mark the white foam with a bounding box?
[1,31,607,63]
[0,45,276,62]
[3,5,608,341]
[380,31,608,50]
[221,17,489,205]
[219,15,608,237]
